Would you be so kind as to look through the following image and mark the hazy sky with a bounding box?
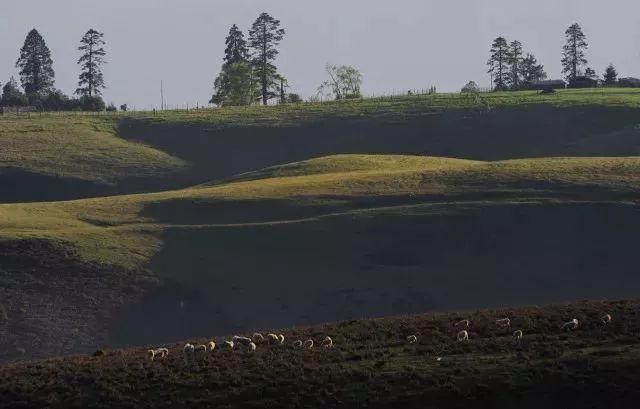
[2,0,640,109]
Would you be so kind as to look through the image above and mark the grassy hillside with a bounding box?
[1,299,639,409]
[0,116,188,202]
[3,89,640,203]
[1,154,639,362]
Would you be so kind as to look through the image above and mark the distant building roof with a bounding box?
[619,77,640,84]
[531,80,566,86]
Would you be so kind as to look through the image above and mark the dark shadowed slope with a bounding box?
[1,300,639,409]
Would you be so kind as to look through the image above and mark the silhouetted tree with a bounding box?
[318,64,362,100]
[76,29,106,97]
[248,12,286,105]
[487,37,509,91]
[461,81,479,93]
[16,29,55,98]
[562,23,588,81]
[224,24,249,66]
[584,67,597,80]
[1,77,28,106]
[603,64,618,85]
[507,40,524,89]
[210,62,258,106]
[520,53,547,85]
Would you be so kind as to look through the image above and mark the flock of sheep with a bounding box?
[148,332,333,364]
[147,313,613,364]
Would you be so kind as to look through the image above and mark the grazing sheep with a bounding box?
[253,333,265,343]
[149,347,169,360]
[223,340,234,349]
[247,342,257,353]
[562,318,579,331]
[455,319,470,328]
[303,339,314,349]
[293,340,303,348]
[194,344,207,353]
[406,335,418,344]
[278,334,285,345]
[513,330,523,342]
[496,318,511,328]
[157,347,169,357]
[457,330,469,342]
[183,343,195,364]
[207,341,216,352]
[267,333,279,344]
[322,336,333,348]
[233,336,253,346]
[601,314,612,325]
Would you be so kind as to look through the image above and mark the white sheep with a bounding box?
[293,340,303,348]
[601,314,612,325]
[303,339,314,349]
[562,318,579,331]
[207,341,216,352]
[194,344,207,353]
[278,334,285,345]
[148,349,164,361]
[267,333,279,344]
[406,335,418,344]
[253,333,265,343]
[233,336,253,346]
[247,342,257,353]
[457,330,469,342]
[496,318,511,328]
[455,319,470,328]
[183,343,195,364]
[322,336,334,348]
[223,340,235,349]
[513,330,523,342]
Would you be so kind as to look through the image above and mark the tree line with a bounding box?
[487,23,624,91]
[1,28,112,111]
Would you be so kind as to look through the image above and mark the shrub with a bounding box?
[461,81,479,93]
[120,104,128,112]
[106,103,117,112]
[80,95,106,112]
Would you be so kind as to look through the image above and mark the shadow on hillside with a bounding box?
[110,201,640,347]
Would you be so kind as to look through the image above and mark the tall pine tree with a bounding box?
[76,29,106,97]
[224,24,249,66]
[248,12,285,105]
[507,40,524,90]
[561,23,588,81]
[16,29,55,97]
[487,37,509,91]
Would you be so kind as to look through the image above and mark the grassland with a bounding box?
[1,299,639,409]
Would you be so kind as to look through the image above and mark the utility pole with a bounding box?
[161,80,165,111]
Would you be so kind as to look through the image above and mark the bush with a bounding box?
[80,95,106,112]
[120,104,128,112]
[287,93,302,104]
[461,81,479,93]
[106,103,117,112]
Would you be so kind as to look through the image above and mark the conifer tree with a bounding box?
[562,23,588,81]
[248,12,286,105]
[224,24,249,66]
[520,53,547,85]
[76,29,107,97]
[507,40,524,89]
[487,37,509,91]
[603,64,618,85]
[16,29,55,97]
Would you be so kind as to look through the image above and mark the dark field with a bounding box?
[1,300,639,409]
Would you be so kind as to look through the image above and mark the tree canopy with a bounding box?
[562,23,588,81]
[76,29,107,97]
[248,12,286,105]
[16,29,55,98]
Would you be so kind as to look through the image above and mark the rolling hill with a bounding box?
[3,88,640,203]
[1,154,639,363]
[1,299,639,409]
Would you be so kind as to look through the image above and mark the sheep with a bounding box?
[406,335,418,344]
[513,330,523,342]
[496,318,511,328]
[247,342,257,353]
[207,341,216,352]
[267,333,279,344]
[562,318,579,331]
[457,330,469,342]
[183,343,195,364]
[157,347,169,357]
[455,319,470,328]
[322,336,333,348]
[278,334,285,345]
[223,340,234,349]
[293,340,303,348]
[303,339,314,349]
[252,333,265,343]
[601,314,612,325]
[233,336,253,346]
[194,344,207,353]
